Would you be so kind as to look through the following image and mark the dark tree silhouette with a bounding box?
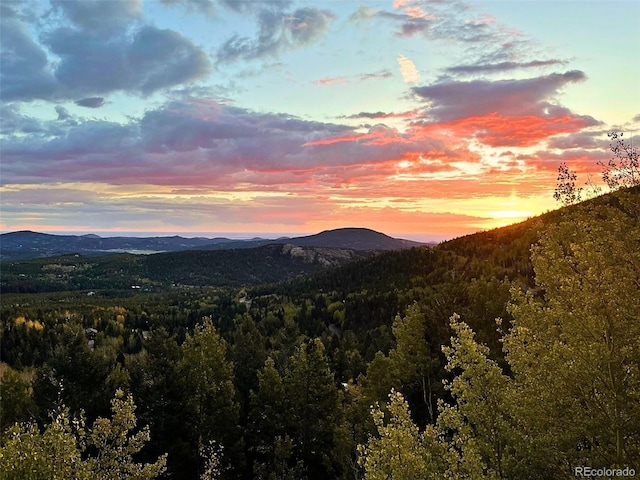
[599,131,639,190]
[554,162,582,206]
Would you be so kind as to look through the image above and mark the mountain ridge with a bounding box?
[0,227,429,261]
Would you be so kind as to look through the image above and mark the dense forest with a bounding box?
[1,184,638,479]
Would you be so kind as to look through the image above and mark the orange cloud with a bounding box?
[411,112,598,148]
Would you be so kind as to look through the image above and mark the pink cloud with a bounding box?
[312,76,349,86]
[405,6,435,20]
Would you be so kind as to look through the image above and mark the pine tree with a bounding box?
[179,318,242,478]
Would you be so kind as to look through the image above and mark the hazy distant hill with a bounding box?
[0,228,426,261]
[0,231,226,261]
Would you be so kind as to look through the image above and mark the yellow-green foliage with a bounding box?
[359,189,640,479]
[357,390,446,480]
[0,390,166,480]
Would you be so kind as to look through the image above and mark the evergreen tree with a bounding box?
[284,337,341,478]
[248,357,303,479]
[126,327,183,470]
[179,318,242,478]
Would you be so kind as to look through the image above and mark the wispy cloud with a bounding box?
[312,77,349,86]
[340,110,417,120]
[359,70,393,81]
[447,59,568,75]
[397,55,420,83]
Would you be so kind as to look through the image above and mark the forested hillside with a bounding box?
[1,187,638,479]
[0,244,373,293]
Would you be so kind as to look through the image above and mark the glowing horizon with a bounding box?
[1,1,638,240]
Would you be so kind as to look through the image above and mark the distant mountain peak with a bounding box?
[289,227,423,250]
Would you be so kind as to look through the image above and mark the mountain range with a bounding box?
[0,227,427,262]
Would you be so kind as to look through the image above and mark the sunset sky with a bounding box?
[1,0,639,242]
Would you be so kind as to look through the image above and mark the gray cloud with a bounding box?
[51,0,142,34]
[55,105,72,120]
[161,0,320,66]
[397,19,431,37]
[340,110,415,120]
[43,25,211,97]
[216,7,336,63]
[128,27,211,94]
[75,97,105,108]
[547,131,605,150]
[412,70,588,121]
[160,0,293,16]
[160,0,217,16]
[0,9,58,101]
[344,112,389,119]
[1,104,80,140]
[446,59,568,75]
[349,4,438,38]
[220,0,293,14]
[0,100,346,184]
[1,3,210,103]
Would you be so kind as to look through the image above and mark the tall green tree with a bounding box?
[284,337,341,478]
[389,303,442,424]
[126,327,183,470]
[230,314,267,413]
[179,318,242,478]
[437,314,515,479]
[359,315,514,480]
[248,357,303,480]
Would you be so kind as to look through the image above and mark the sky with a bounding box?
[1,0,639,242]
